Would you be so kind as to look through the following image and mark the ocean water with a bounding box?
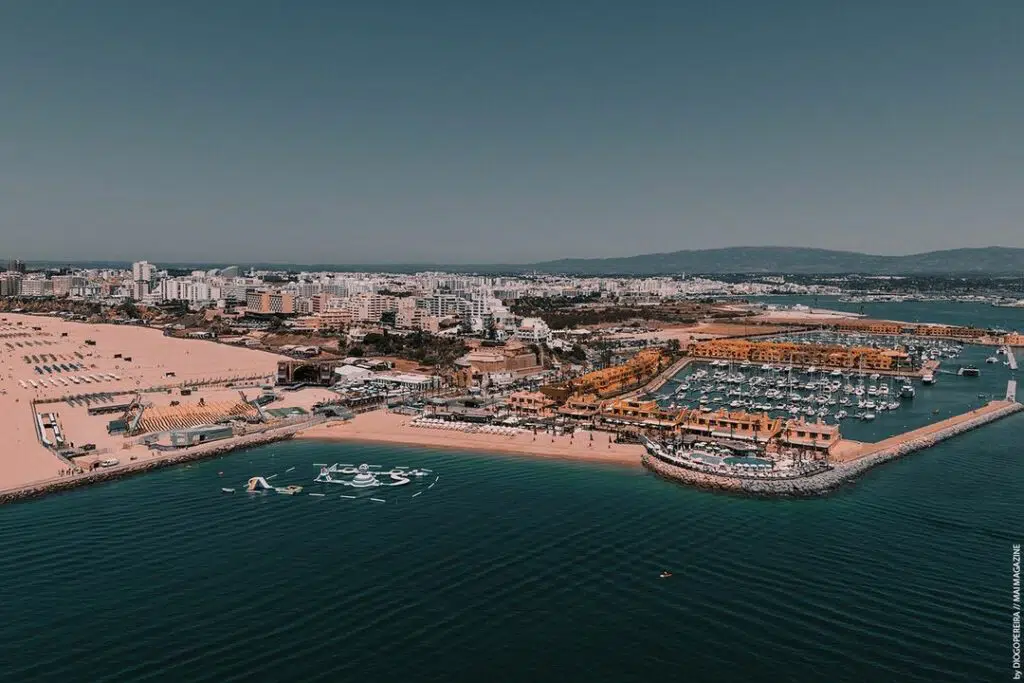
[1,425,1021,682]
[1,299,1021,682]
[752,294,1024,331]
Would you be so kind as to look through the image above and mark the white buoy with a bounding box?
[412,491,423,498]
[340,494,356,499]
[370,498,386,503]
[309,492,325,497]
[285,467,295,473]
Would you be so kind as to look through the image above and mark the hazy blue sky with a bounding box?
[2,1,1021,263]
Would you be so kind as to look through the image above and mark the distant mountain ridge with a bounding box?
[525,246,1024,275]
[7,246,1024,275]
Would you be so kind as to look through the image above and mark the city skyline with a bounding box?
[2,1,1022,262]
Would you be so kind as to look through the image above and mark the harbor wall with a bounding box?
[642,401,1024,497]
[0,419,325,506]
[627,356,692,397]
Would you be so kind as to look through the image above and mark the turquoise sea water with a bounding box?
[1,300,1021,682]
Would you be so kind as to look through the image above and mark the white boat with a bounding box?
[99,458,120,468]
[221,487,235,493]
[922,373,935,385]
[862,413,876,421]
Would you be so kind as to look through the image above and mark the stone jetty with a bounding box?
[0,419,325,505]
[643,400,1023,497]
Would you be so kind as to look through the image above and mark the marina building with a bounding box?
[687,339,910,371]
[572,349,666,398]
[599,399,679,429]
[778,419,840,454]
[834,321,906,335]
[677,409,784,443]
[911,324,988,339]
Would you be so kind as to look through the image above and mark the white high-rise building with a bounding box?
[131,261,156,300]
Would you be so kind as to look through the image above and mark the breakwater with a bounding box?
[0,420,323,505]
[643,401,1023,497]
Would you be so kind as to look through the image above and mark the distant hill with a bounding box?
[524,246,1024,275]
[7,246,1024,276]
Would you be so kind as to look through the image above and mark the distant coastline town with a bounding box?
[0,257,1021,503]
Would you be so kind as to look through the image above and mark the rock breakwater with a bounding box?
[643,401,1023,497]
[0,421,322,505]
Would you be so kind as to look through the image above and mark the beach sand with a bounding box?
[298,410,645,467]
[0,312,327,491]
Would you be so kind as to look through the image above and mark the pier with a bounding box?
[1008,380,1017,403]
[0,417,332,505]
[1007,346,1018,371]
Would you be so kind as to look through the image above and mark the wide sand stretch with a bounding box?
[0,312,292,490]
[298,410,645,467]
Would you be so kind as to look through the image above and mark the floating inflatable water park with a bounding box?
[224,463,439,502]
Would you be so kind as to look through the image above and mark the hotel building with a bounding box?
[246,290,295,314]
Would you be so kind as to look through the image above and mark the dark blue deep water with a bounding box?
[1,425,1021,682]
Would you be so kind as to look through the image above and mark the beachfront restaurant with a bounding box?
[599,399,679,431]
[557,393,603,421]
[508,390,556,417]
[679,409,784,443]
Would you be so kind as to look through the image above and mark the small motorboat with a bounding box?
[221,487,235,493]
[659,571,673,579]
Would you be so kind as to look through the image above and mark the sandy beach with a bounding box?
[0,312,331,491]
[298,410,645,467]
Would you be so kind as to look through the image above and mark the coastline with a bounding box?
[0,420,317,505]
[297,411,644,468]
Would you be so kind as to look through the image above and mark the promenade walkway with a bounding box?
[854,400,1016,461]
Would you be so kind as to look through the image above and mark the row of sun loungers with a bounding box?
[410,417,525,435]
